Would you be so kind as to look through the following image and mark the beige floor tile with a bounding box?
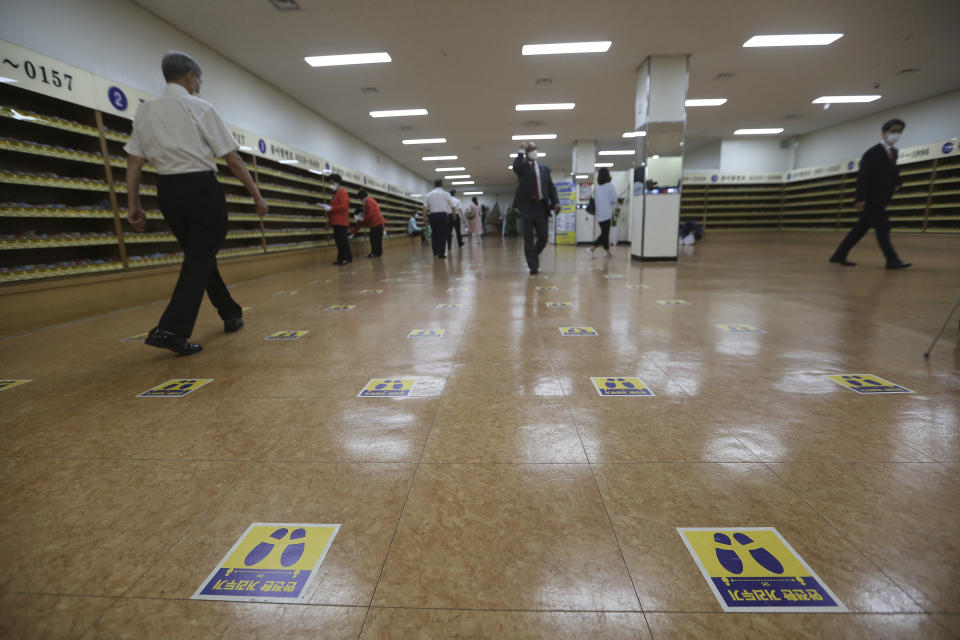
[0,593,118,640]
[127,462,415,606]
[82,599,366,639]
[360,608,652,639]
[373,463,639,610]
[771,462,960,612]
[0,459,242,595]
[644,612,953,639]
[592,462,920,613]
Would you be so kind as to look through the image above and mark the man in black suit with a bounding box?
[513,141,561,274]
[830,119,911,269]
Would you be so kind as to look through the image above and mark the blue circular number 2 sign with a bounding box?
[107,86,128,111]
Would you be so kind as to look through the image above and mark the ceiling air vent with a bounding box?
[782,114,801,120]
[269,0,301,10]
[361,87,379,94]
[399,125,415,131]
[713,72,736,80]
[536,78,553,86]
[895,68,920,75]
[524,120,544,127]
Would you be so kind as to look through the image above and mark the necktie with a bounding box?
[889,147,897,164]
[531,161,542,200]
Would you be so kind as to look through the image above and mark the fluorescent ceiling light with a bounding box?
[370,108,428,118]
[512,134,557,140]
[515,103,575,111]
[435,166,465,172]
[422,155,458,161]
[812,95,881,104]
[685,98,728,107]
[305,52,392,67]
[0,77,19,84]
[238,145,253,152]
[403,138,446,145]
[575,174,589,179]
[595,162,614,167]
[463,191,483,195]
[743,34,843,47]
[444,174,471,179]
[734,128,785,135]
[622,131,646,138]
[452,180,475,185]
[410,193,422,197]
[522,41,612,55]
[598,150,635,156]
[308,169,325,175]
[278,159,299,164]
[651,155,661,159]
[509,152,546,158]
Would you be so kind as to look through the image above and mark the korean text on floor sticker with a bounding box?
[358,289,383,295]
[273,291,299,296]
[121,332,149,342]
[265,330,309,341]
[716,324,766,334]
[825,374,914,394]
[545,301,574,308]
[192,523,339,604]
[559,327,598,337]
[446,287,468,293]
[435,303,463,310]
[325,304,357,312]
[138,379,213,398]
[407,329,445,339]
[590,377,655,397]
[678,527,847,613]
[658,299,690,306]
[357,377,445,398]
[536,286,559,291]
[0,380,32,392]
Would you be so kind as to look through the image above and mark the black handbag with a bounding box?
[586,196,596,215]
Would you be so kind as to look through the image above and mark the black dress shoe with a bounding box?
[530,269,539,275]
[145,328,202,355]
[886,260,912,270]
[333,260,352,266]
[224,317,244,333]
[829,256,856,266]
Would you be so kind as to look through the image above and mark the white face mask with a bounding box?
[884,132,901,145]
[527,150,538,160]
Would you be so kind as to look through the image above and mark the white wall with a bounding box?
[684,141,721,171]
[0,0,430,194]
[795,89,960,167]
[720,138,793,173]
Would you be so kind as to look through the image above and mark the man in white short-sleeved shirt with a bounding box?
[421,179,457,259]
[125,51,268,355]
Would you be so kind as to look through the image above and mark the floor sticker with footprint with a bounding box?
[193,523,339,603]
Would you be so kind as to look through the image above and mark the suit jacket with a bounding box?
[512,153,559,215]
[855,143,902,210]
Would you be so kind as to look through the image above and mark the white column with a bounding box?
[572,140,597,244]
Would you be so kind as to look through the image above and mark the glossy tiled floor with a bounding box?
[1,231,959,639]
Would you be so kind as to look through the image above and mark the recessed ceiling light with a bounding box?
[515,103,575,111]
[595,162,614,167]
[444,174,471,179]
[452,180,475,185]
[403,138,446,144]
[511,134,557,140]
[278,159,299,164]
[622,131,647,138]
[422,155,458,161]
[812,95,881,104]
[598,150,635,156]
[435,167,465,172]
[305,52,392,67]
[522,41,612,55]
[743,34,843,47]
[685,98,728,107]
[509,152,546,158]
[575,174,589,179]
[734,128,785,135]
[370,108,428,118]
[463,191,483,195]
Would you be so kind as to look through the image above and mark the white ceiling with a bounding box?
[133,0,960,192]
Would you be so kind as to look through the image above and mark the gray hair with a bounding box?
[161,51,202,82]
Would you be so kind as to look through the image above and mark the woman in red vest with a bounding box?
[320,173,351,265]
[355,188,386,258]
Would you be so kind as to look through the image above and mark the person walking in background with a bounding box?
[513,141,560,275]
[408,214,428,245]
[829,119,912,269]
[586,167,617,258]
[125,51,268,356]
[466,196,483,241]
[423,179,457,259]
[448,189,464,251]
[320,173,351,265]
[355,188,385,258]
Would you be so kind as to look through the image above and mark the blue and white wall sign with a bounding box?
[107,86,128,111]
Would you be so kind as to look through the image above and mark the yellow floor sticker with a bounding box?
[325,304,357,312]
[436,303,463,310]
[717,324,766,334]
[604,274,624,279]
[265,330,309,341]
[625,284,648,290]
[242,306,253,311]
[658,299,690,306]
[446,287,468,292]
[825,374,913,394]
[358,289,383,295]
[678,527,846,613]
[192,523,339,603]
[0,379,32,392]
[121,332,149,342]
[273,290,299,296]
[357,377,445,398]
[138,378,213,398]
[382,278,404,283]
[407,329,445,338]
[311,279,331,286]
[536,286,559,291]
[546,301,575,308]
[590,377,655,397]
[559,327,598,336]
